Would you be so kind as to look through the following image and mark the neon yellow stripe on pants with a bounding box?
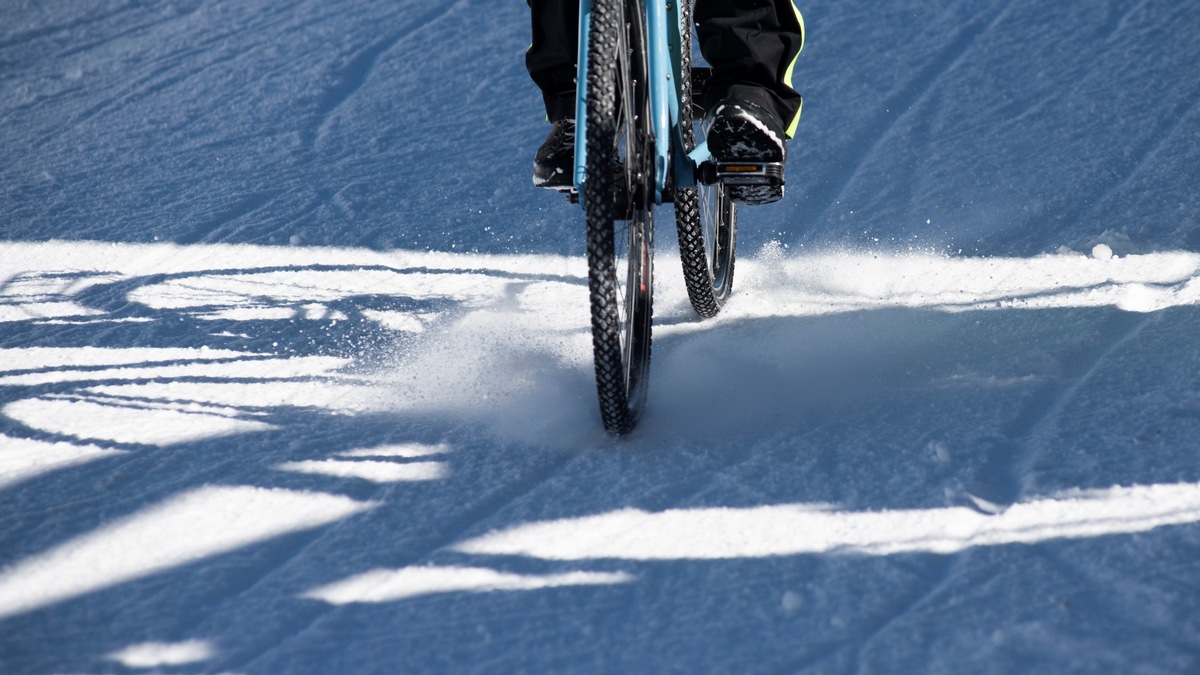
[783,2,805,138]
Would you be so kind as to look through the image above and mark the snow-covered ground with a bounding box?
[2,0,1199,672]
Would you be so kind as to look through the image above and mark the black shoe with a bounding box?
[706,100,786,205]
[533,119,575,191]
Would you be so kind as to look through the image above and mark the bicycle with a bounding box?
[566,0,781,435]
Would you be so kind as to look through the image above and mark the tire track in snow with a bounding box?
[772,556,956,675]
[0,2,145,52]
[1094,0,1151,42]
[31,42,246,151]
[965,310,1152,510]
[844,557,957,673]
[176,190,287,245]
[154,493,384,664]
[635,417,840,510]
[27,1,307,151]
[1037,544,1200,657]
[54,2,207,60]
[232,445,587,671]
[1069,87,1200,233]
[809,4,1013,225]
[308,1,466,151]
[97,442,453,661]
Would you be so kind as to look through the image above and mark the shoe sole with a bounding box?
[707,106,785,206]
[533,166,573,191]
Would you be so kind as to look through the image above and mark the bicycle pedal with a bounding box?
[715,161,785,187]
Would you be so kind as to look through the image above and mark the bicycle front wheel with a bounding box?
[583,0,654,436]
[673,1,737,318]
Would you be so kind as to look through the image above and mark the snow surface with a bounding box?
[2,0,1199,672]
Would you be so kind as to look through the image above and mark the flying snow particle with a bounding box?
[781,591,804,614]
[1091,243,1113,260]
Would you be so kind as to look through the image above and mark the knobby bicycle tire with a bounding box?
[584,0,654,435]
[673,1,737,318]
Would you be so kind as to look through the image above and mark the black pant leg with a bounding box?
[527,0,580,121]
[528,0,804,132]
[694,0,804,137]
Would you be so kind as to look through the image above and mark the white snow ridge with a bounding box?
[454,482,1200,560]
[107,640,216,669]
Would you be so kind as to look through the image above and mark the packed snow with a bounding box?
[2,0,1198,672]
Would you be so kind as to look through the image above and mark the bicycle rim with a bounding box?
[673,0,737,318]
[584,0,654,435]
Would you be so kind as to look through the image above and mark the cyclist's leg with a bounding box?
[694,0,803,204]
[527,0,579,122]
[528,0,580,189]
[694,0,804,136]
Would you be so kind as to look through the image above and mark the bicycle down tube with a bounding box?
[573,0,694,203]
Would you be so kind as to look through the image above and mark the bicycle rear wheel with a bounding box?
[673,1,737,318]
[583,0,654,435]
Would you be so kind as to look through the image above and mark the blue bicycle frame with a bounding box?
[572,0,710,204]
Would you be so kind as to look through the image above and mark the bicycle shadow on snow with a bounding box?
[2,241,1200,671]
[0,242,603,669]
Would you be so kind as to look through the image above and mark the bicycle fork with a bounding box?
[572,0,783,204]
[574,0,683,205]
